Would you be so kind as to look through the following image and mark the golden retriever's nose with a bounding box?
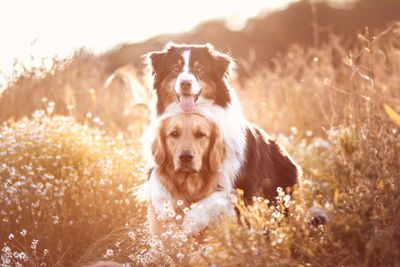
[179,150,193,163]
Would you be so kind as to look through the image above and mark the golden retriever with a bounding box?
[147,113,226,235]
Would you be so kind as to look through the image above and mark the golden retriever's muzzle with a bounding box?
[177,149,195,172]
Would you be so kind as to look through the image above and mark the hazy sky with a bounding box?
[0,0,297,82]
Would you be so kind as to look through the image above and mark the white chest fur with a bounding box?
[142,93,247,192]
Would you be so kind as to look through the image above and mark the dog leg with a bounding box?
[148,203,165,236]
[149,171,173,221]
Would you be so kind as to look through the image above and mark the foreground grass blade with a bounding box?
[384,103,400,127]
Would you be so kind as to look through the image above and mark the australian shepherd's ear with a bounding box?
[205,43,236,80]
[146,49,168,77]
[151,121,166,166]
[208,123,226,173]
[145,42,177,76]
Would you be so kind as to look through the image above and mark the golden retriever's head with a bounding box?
[152,113,225,175]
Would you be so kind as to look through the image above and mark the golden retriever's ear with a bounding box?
[209,124,226,173]
[152,123,166,166]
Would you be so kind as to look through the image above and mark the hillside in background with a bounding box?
[0,0,400,126]
[1,0,400,126]
[105,0,400,74]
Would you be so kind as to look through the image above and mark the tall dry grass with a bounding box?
[1,24,400,266]
[0,50,148,134]
[0,108,146,266]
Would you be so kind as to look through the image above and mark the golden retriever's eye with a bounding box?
[169,130,180,138]
[195,131,206,139]
[172,65,181,73]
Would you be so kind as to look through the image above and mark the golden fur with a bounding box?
[148,113,226,235]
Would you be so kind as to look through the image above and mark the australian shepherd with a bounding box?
[142,43,301,234]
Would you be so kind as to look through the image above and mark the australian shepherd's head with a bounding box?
[146,43,235,115]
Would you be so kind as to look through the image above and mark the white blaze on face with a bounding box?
[175,49,201,112]
[182,49,190,73]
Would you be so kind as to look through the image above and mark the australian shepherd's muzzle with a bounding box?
[142,43,301,234]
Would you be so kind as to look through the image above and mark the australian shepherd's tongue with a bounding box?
[179,95,195,112]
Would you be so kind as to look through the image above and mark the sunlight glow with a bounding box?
[0,0,297,81]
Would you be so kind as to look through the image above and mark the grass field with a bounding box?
[1,25,400,266]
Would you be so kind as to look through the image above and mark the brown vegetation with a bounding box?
[1,21,400,267]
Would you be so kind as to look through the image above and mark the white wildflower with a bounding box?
[43,249,50,256]
[128,231,135,240]
[52,215,60,225]
[2,246,11,254]
[182,207,190,214]
[43,173,54,180]
[168,210,176,218]
[20,229,27,237]
[105,249,114,257]
[31,239,39,250]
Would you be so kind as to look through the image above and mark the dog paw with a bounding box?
[182,205,209,234]
[182,217,206,235]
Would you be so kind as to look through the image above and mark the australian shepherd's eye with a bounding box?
[194,65,205,75]
[169,130,180,138]
[172,64,181,73]
[194,131,207,139]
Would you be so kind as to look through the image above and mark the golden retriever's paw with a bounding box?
[182,206,209,234]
